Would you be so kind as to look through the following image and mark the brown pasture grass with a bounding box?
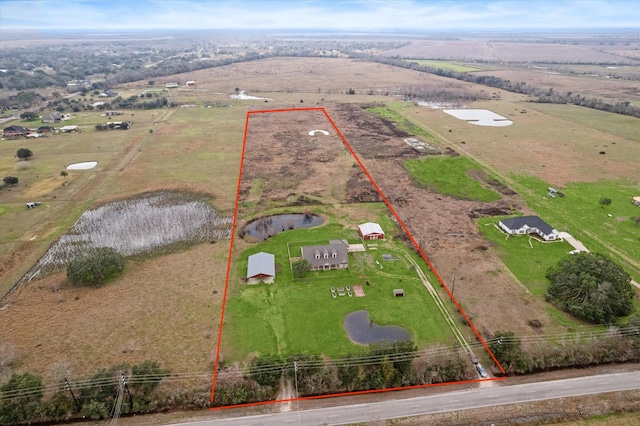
[23,175,67,198]
[239,109,353,212]
[0,241,227,382]
[97,107,243,212]
[123,57,472,99]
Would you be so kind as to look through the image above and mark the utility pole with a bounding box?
[121,370,133,411]
[64,378,81,412]
[294,360,301,426]
[451,276,456,302]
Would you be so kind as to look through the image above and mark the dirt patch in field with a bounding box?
[353,285,365,297]
[345,164,382,203]
[239,109,355,211]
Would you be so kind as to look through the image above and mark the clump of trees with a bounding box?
[2,176,19,188]
[16,148,33,160]
[546,252,633,324]
[489,321,640,376]
[0,361,169,424]
[67,247,125,287]
[95,122,131,131]
[291,258,311,278]
[19,111,38,121]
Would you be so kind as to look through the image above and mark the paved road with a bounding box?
[168,371,640,426]
[557,231,589,253]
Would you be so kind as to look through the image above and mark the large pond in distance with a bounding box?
[344,310,411,345]
[241,213,324,242]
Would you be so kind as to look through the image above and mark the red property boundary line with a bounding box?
[210,107,505,408]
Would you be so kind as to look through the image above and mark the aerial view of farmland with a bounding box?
[1,1,639,425]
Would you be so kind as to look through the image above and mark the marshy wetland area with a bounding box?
[1,27,640,424]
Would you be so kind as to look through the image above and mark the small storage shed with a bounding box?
[247,252,275,284]
[359,222,385,240]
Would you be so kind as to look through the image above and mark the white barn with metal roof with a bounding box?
[358,222,385,240]
[247,252,275,284]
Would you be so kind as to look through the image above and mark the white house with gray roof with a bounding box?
[247,252,275,284]
[498,216,559,241]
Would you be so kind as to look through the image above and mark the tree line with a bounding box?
[213,341,472,406]
[366,56,640,118]
[489,321,640,376]
[0,361,169,424]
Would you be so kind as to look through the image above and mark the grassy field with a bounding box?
[366,105,438,142]
[523,102,640,141]
[509,175,640,280]
[0,106,244,294]
[222,205,456,362]
[405,156,501,202]
[403,60,482,72]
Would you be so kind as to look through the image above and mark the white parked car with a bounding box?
[476,363,488,378]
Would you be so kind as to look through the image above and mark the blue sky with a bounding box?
[0,0,638,31]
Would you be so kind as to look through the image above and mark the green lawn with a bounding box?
[478,213,638,329]
[477,217,575,296]
[403,60,482,72]
[510,175,640,281]
[222,207,456,362]
[405,156,501,202]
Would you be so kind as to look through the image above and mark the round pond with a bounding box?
[241,213,324,241]
[344,310,411,345]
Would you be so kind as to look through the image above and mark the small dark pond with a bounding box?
[241,213,324,241]
[344,310,411,345]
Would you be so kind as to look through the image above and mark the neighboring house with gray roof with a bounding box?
[247,252,275,284]
[301,242,349,271]
[498,215,559,241]
[42,112,63,123]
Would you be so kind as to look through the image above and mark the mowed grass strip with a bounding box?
[367,105,437,141]
[403,60,483,72]
[222,211,456,361]
[405,156,501,202]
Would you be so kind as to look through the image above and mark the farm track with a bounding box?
[388,105,640,279]
[404,254,471,354]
